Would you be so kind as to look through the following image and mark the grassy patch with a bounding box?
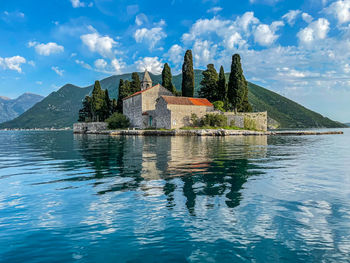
[180,126,245,130]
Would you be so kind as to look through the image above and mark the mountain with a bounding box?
[0,93,44,123]
[0,71,346,129]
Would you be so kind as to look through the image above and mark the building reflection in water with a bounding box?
[74,135,268,212]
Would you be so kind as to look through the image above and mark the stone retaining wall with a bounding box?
[224,112,267,131]
[73,122,108,133]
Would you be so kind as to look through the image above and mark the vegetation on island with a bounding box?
[162,63,177,95]
[190,113,228,128]
[182,50,195,97]
[198,54,252,113]
[106,113,130,129]
[78,81,118,122]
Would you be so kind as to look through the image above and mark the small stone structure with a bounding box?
[155,96,214,129]
[73,122,107,133]
[123,84,173,128]
[224,112,267,131]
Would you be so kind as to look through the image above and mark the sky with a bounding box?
[0,0,350,122]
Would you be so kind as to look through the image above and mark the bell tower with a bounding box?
[141,69,152,90]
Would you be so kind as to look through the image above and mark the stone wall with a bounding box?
[123,85,173,129]
[155,98,172,129]
[141,85,173,113]
[73,122,108,133]
[224,112,267,131]
[123,95,142,128]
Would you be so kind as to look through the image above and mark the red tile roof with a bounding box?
[123,84,160,100]
[161,96,213,107]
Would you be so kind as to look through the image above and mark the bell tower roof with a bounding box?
[141,69,152,90]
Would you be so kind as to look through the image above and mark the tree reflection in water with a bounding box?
[74,135,268,212]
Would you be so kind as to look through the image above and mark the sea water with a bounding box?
[0,130,349,262]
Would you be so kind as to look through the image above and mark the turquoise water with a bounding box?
[0,130,349,262]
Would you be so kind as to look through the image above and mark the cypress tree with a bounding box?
[103,89,111,120]
[198,64,219,102]
[117,79,125,113]
[162,63,176,94]
[111,99,118,114]
[130,72,141,94]
[217,66,227,102]
[91,80,105,121]
[182,50,194,97]
[124,80,131,96]
[78,96,92,122]
[227,54,252,112]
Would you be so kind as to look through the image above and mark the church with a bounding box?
[123,70,214,129]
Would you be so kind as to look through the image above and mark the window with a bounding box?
[149,116,153,126]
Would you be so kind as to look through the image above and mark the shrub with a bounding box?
[244,117,257,130]
[106,113,130,129]
[213,101,226,112]
[202,114,227,127]
[190,113,199,127]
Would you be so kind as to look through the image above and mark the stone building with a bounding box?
[123,70,268,131]
[155,96,214,129]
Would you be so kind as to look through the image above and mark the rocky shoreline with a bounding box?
[73,129,344,136]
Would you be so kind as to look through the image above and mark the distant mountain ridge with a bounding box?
[0,93,44,123]
[0,71,346,129]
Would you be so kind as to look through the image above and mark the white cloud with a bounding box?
[282,10,301,26]
[111,58,124,74]
[193,40,217,67]
[207,6,223,14]
[165,44,184,65]
[236,12,260,33]
[70,0,85,8]
[298,18,330,45]
[302,13,313,23]
[75,59,92,70]
[253,21,284,46]
[135,57,163,74]
[51,66,64,76]
[324,0,350,24]
[80,30,117,58]
[135,14,148,26]
[134,26,167,50]
[1,10,25,23]
[36,81,43,85]
[0,55,26,73]
[28,60,35,67]
[182,13,258,49]
[94,58,108,70]
[249,0,281,4]
[29,41,64,56]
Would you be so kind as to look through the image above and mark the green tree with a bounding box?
[130,72,141,94]
[124,80,131,96]
[227,54,252,112]
[116,79,132,113]
[182,50,194,97]
[117,79,125,113]
[213,101,225,112]
[78,96,92,122]
[91,80,106,121]
[101,89,114,121]
[217,66,227,102]
[162,63,176,94]
[198,64,219,102]
[111,98,118,114]
[106,113,130,129]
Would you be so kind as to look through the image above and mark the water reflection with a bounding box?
[74,135,268,211]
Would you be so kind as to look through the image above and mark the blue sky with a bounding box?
[0,0,350,122]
